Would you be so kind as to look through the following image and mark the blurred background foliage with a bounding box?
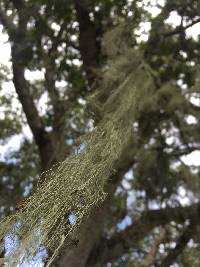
[0,0,200,266]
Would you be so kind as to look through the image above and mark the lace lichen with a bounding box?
[0,26,155,267]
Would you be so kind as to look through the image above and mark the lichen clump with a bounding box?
[0,26,155,267]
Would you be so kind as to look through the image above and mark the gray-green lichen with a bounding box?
[0,25,155,267]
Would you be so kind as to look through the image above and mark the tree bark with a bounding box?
[75,1,99,86]
[11,46,57,170]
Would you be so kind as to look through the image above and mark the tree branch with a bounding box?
[44,23,67,138]
[124,228,165,267]
[96,203,200,265]
[52,140,136,267]
[7,2,45,145]
[164,18,200,37]
[141,228,165,267]
[158,221,197,267]
[11,46,46,147]
[1,2,60,170]
[8,7,43,140]
[44,64,67,142]
[74,0,99,86]
[11,50,57,170]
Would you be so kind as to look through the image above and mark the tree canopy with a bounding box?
[0,0,200,266]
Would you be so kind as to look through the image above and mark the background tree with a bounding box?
[0,0,200,266]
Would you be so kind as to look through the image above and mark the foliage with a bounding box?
[0,0,200,266]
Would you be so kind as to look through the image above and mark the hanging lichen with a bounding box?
[0,24,156,267]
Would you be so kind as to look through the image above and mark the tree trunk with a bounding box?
[51,201,110,267]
